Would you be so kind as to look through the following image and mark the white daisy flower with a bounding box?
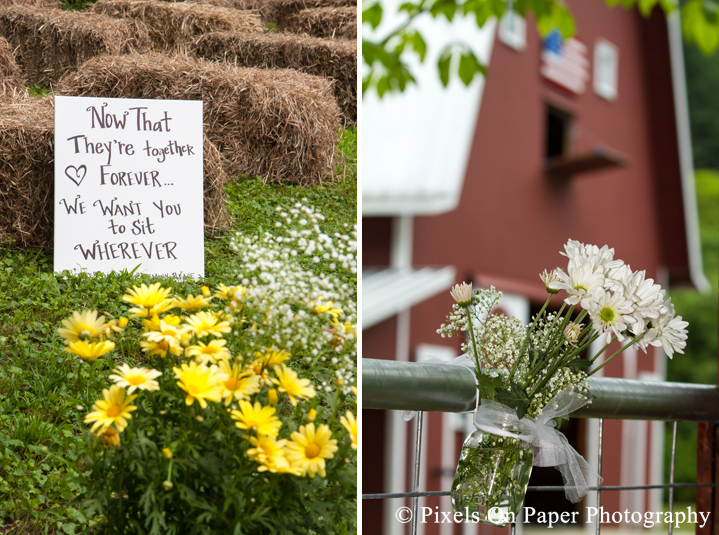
[586,287,636,342]
[645,299,689,359]
[548,259,605,306]
[449,282,473,306]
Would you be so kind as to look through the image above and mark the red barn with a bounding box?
[361,1,707,534]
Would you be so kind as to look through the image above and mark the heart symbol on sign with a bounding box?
[65,165,87,187]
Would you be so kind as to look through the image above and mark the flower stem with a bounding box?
[464,306,485,399]
[589,335,618,364]
[588,334,645,376]
[509,294,552,382]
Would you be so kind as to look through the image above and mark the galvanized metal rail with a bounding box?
[362,358,719,422]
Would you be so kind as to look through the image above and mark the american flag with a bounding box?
[540,29,589,95]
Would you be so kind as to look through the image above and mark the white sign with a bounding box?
[54,96,204,278]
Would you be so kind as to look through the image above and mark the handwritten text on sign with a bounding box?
[54,96,204,278]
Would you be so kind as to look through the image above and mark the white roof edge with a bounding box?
[667,12,711,293]
[362,193,458,216]
[362,266,457,329]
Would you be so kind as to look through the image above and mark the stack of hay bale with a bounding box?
[0,0,356,249]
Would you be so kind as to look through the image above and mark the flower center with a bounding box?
[79,329,92,341]
[202,346,219,354]
[106,406,122,418]
[305,443,321,459]
[127,376,147,386]
[225,377,239,391]
[599,307,615,323]
[158,341,169,351]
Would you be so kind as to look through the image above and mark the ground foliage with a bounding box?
[0,127,356,534]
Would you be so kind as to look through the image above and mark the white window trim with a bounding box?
[594,39,619,101]
[499,9,526,51]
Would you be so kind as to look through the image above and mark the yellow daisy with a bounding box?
[57,310,107,344]
[309,297,343,318]
[122,283,173,318]
[271,365,315,406]
[171,293,213,313]
[97,427,121,449]
[173,361,228,409]
[254,349,290,368]
[286,423,337,478]
[214,284,246,300]
[66,340,115,362]
[340,411,357,450]
[185,339,232,365]
[142,314,181,332]
[84,385,137,434]
[140,339,183,358]
[108,364,162,394]
[247,434,302,475]
[142,320,187,354]
[185,311,231,338]
[231,401,282,436]
[105,317,129,338]
[217,360,261,405]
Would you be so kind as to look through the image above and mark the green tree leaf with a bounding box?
[430,0,458,21]
[362,2,383,28]
[438,46,452,86]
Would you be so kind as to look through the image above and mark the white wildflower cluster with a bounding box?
[268,200,357,274]
[227,200,357,396]
[437,286,500,339]
[523,313,590,417]
[471,314,526,373]
[549,239,688,358]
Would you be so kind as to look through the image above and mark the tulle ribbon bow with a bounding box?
[473,388,602,503]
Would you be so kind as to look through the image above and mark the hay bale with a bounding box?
[266,0,354,25]
[0,96,54,248]
[192,31,355,125]
[0,35,24,95]
[0,95,231,250]
[182,0,265,11]
[283,6,355,39]
[58,53,340,185]
[93,0,264,51]
[0,6,151,88]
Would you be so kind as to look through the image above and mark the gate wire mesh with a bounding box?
[361,415,715,535]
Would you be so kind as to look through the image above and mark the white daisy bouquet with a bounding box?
[443,239,688,520]
[439,238,688,420]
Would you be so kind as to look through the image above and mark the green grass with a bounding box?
[0,126,356,534]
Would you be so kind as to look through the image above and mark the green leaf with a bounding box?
[362,2,383,28]
[638,0,659,16]
[682,0,719,54]
[458,51,483,85]
[376,75,391,97]
[476,373,504,392]
[412,31,428,62]
[463,0,503,26]
[430,0,457,21]
[495,381,529,410]
[438,47,452,86]
[563,358,592,372]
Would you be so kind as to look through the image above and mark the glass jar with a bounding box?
[450,425,533,527]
